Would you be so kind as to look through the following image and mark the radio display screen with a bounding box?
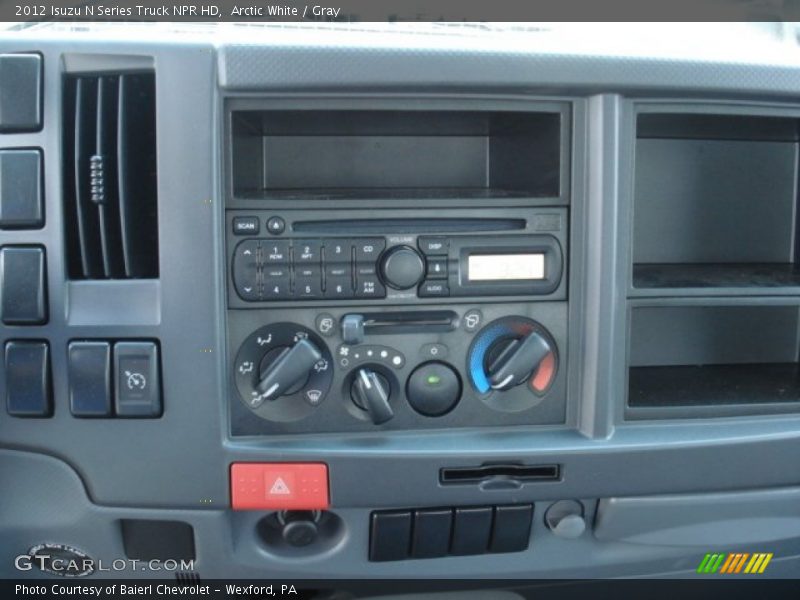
[467,254,546,282]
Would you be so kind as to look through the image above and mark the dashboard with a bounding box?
[2,22,800,582]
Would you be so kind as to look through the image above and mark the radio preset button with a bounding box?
[264,265,291,300]
[264,284,291,299]
[263,241,290,263]
[426,256,448,279]
[324,240,352,262]
[325,276,354,299]
[418,237,449,255]
[419,280,450,298]
[294,240,322,263]
[296,280,323,299]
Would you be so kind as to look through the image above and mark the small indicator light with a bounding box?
[426,375,441,385]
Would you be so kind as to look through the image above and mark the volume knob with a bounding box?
[379,246,425,290]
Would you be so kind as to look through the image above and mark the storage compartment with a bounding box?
[632,112,800,292]
[628,305,800,410]
[231,109,562,201]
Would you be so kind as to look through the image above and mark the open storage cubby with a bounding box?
[627,304,800,415]
[230,109,564,202]
[632,110,800,294]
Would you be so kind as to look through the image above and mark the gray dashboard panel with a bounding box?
[1,24,800,579]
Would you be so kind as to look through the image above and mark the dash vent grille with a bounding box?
[63,72,158,279]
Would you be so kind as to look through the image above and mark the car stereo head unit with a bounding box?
[227,208,567,307]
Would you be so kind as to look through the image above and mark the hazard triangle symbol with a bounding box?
[269,477,291,495]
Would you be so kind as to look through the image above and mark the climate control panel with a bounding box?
[228,303,567,435]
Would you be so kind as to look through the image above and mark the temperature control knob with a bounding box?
[379,246,425,290]
[468,316,558,396]
[351,368,393,425]
[485,332,552,391]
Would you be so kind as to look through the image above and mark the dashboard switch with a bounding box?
[450,506,492,555]
[114,342,161,417]
[0,54,42,132]
[68,341,112,417]
[0,245,47,324]
[489,504,533,553]
[411,509,452,558]
[406,362,461,416]
[231,462,329,511]
[4,341,50,417]
[369,511,412,562]
[0,149,43,229]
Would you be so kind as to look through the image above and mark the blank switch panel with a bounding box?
[370,504,533,561]
[4,341,51,417]
[0,246,47,325]
[0,54,42,132]
[68,341,112,417]
[0,149,43,229]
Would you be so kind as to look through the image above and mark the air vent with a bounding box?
[63,72,158,279]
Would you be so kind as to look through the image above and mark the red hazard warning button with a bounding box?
[230,463,329,510]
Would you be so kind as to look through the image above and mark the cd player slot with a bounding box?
[293,218,526,234]
[440,464,561,485]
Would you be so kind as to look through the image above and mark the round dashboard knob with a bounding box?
[380,246,425,290]
[406,362,461,416]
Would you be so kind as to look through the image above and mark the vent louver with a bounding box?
[63,72,158,279]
